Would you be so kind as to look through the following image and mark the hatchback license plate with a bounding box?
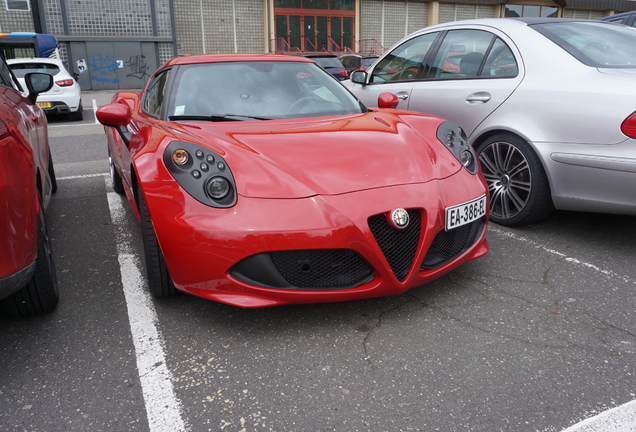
[445,195,487,230]
[37,102,52,108]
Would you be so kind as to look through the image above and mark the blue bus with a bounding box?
[0,32,59,59]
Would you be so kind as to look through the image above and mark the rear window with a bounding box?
[311,57,344,69]
[532,21,636,68]
[9,62,60,78]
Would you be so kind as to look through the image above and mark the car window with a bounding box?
[532,21,636,67]
[143,69,171,117]
[312,57,343,69]
[370,32,439,83]
[481,38,519,77]
[0,58,19,90]
[170,61,363,120]
[427,29,500,79]
[340,56,359,70]
[9,62,61,78]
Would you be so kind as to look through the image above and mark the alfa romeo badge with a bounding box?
[389,208,409,229]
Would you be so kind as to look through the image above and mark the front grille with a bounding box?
[368,209,421,282]
[270,249,373,289]
[420,218,485,270]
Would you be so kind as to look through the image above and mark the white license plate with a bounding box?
[445,195,487,230]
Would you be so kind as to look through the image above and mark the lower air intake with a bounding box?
[420,218,485,270]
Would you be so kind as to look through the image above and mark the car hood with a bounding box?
[173,112,463,199]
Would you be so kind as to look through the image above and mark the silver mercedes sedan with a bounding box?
[345,18,636,226]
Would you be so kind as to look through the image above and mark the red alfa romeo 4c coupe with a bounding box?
[97,54,488,308]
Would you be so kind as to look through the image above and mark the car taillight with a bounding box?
[337,70,348,77]
[621,111,636,138]
[55,79,74,87]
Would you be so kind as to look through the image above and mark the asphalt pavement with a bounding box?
[0,91,634,432]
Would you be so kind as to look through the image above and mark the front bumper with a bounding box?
[142,175,488,307]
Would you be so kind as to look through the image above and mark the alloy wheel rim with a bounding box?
[478,141,531,220]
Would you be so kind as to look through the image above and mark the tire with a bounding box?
[476,133,554,226]
[48,153,57,194]
[1,207,59,317]
[108,148,125,194]
[138,183,177,297]
[70,103,83,121]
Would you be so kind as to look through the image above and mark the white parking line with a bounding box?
[93,98,99,124]
[489,226,634,285]
[107,187,189,432]
[559,399,636,432]
[58,173,108,180]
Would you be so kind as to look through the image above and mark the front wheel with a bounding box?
[108,148,124,194]
[1,207,59,317]
[138,183,177,297]
[476,133,553,226]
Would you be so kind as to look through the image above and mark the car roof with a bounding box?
[162,53,314,68]
[406,17,618,38]
[7,57,64,65]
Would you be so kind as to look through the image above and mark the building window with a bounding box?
[5,0,30,11]
[505,5,557,18]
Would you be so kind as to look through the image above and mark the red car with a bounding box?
[97,54,488,308]
[0,56,59,317]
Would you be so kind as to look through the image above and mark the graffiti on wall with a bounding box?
[90,54,120,84]
[125,55,149,80]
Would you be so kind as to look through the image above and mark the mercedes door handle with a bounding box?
[466,92,491,103]
[396,92,409,101]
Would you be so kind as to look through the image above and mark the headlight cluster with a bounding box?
[436,121,478,174]
[163,141,237,207]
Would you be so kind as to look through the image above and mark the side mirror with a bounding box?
[378,92,400,109]
[96,103,133,146]
[24,72,53,104]
[350,70,367,85]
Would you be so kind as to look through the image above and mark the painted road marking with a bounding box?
[58,173,108,180]
[489,226,633,285]
[93,98,99,124]
[107,186,188,432]
[559,399,636,432]
[60,173,633,431]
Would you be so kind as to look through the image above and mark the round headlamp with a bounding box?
[206,176,230,200]
[460,150,473,168]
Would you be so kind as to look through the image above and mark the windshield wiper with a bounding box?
[169,114,271,122]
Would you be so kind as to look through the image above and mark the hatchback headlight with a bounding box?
[163,141,237,208]
[436,121,478,174]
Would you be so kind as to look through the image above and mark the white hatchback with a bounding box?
[8,57,83,121]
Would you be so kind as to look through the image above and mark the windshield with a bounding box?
[532,21,636,67]
[170,61,363,120]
